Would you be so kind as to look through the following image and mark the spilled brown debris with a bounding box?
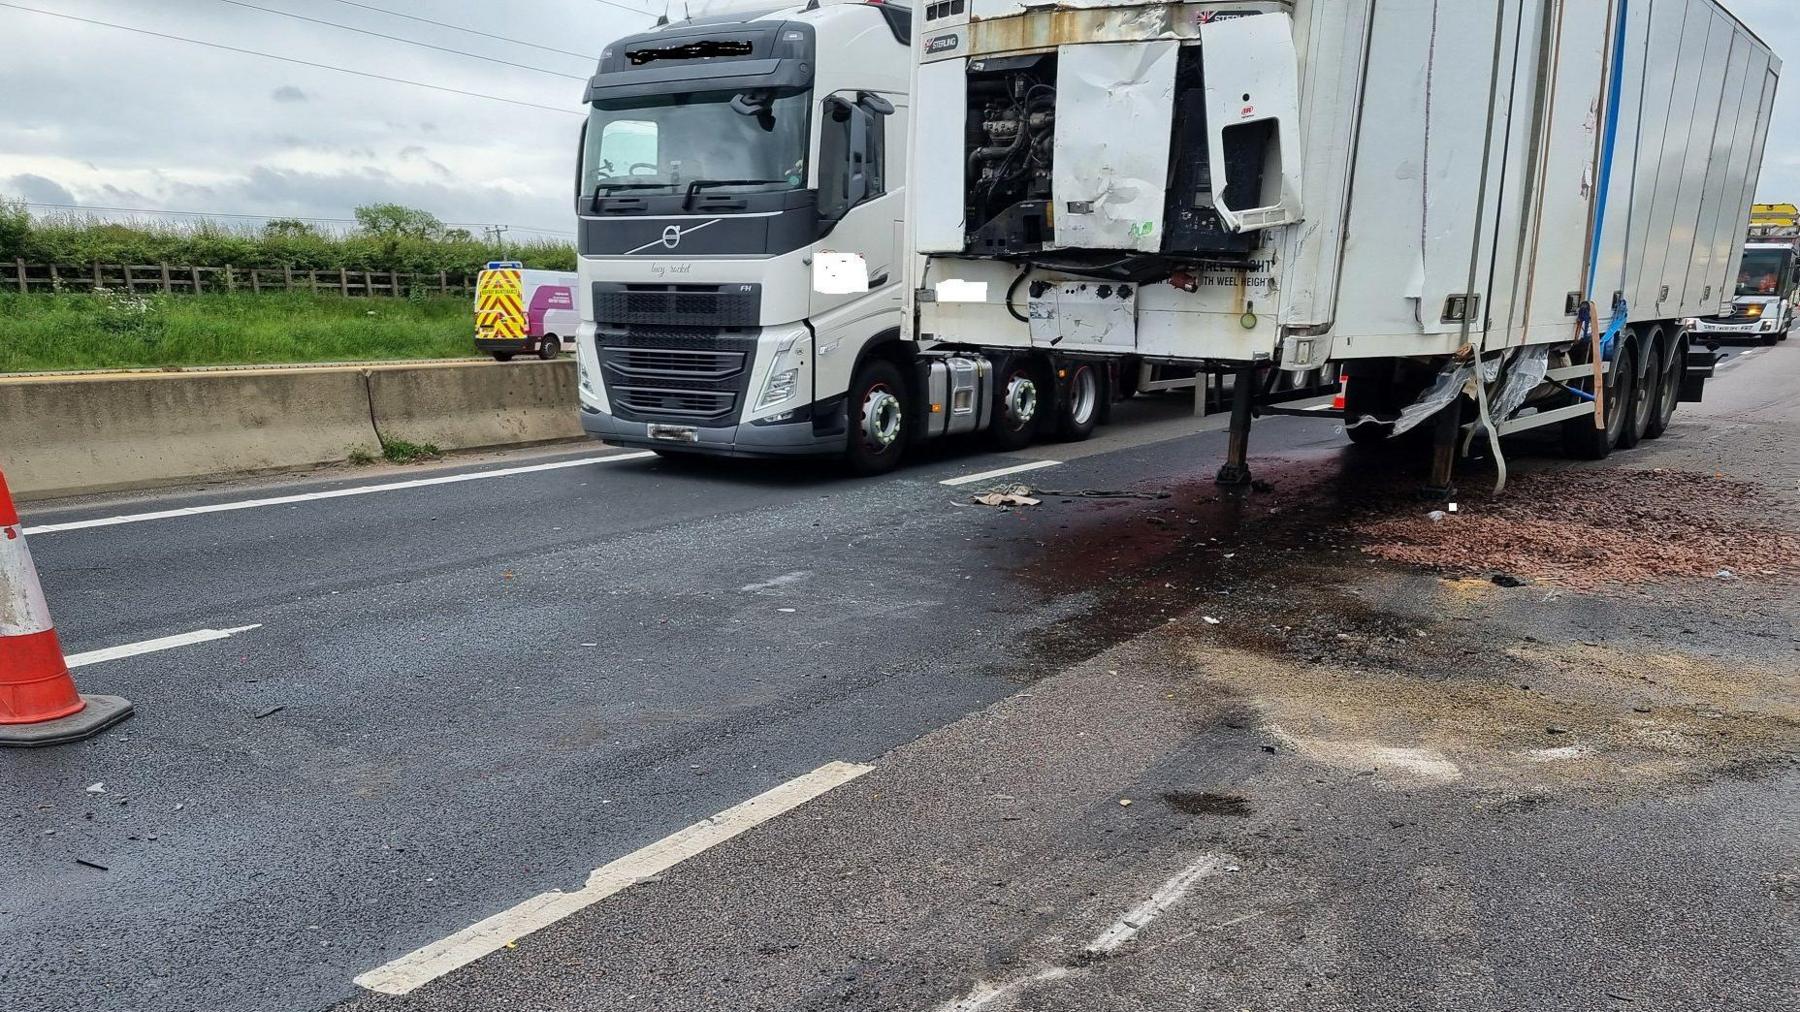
[1357,467,1800,590]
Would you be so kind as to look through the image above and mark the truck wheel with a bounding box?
[1620,342,1659,449]
[990,358,1046,451]
[1646,338,1683,440]
[846,358,909,476]
[1055,362,1102,441]
[1562,344,1634,460]
[538,336,561,360]
[492,352,515,362]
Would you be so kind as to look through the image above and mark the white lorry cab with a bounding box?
[1691,241,1799,344]
[474,262,580,361]
[907,0,1779,495]
[572,0,920,472]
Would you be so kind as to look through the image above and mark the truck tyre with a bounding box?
[846,358,909,476]
[1562,343,1634,460]
[492,352,515,362]
[1055,362,1102,441]
[538,336,561,360]
[991,357,1046,451]
[1620,342,1659,449]
[1646,336,1683,440]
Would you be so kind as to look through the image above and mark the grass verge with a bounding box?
[0,291,475,372]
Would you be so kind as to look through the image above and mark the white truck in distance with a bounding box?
[907,0,1779,494]
[1690,240,1798,343]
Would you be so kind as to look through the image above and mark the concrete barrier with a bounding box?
[365,360,581,451]
[0,367,384,500]
[0,360,584,501]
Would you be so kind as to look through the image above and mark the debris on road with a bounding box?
[85,782,105,794]
[74,858,109,871]
[253,706,285,720]
[1357,468,1800,589]
[1162,792,1252,817]
[970,485,1041,508]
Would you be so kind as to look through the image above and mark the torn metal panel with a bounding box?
[1050,40,1179,252]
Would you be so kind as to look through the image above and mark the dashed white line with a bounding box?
[1085,853,1232,956]
[929,852,1236,1012]
[940,460,1062,487]
[65,624,263,668]
[353,759,876,996]
[739,571,811,593]
[24,452,657,536]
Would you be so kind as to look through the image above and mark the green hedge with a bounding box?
[0,202,576,274]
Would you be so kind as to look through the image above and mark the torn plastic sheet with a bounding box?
[1343,360,1474,438]
[1489,345,1552,424]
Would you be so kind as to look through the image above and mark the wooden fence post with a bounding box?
[309,271,318,294]
[12,258,23,294]
[438,270,448,295]
[251,269,261,294]
[159,262,172,293]
[48,264,60,292]
[92,262,102,289]
[190,266,202,293]
[283,265,293,291]
[339,268,349,296]
[224,265,235,293]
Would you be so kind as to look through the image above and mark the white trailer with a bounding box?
[907,0,1780,493]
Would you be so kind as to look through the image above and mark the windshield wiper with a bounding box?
[684,179,788,208]
[590,181,676,212]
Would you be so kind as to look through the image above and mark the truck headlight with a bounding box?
[757,335,805,410]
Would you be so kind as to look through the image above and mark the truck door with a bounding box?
[810,90,901,401]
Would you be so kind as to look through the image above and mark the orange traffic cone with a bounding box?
[1332,370,1348,413]
[0,469,132,746]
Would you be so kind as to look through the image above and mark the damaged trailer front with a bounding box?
[905,0,1780,494]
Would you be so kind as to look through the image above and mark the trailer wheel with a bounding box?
[1646,336,1685,440]
[492,352,516,362]
[1055,362,1102,442]
[990,357,1046,451]
[845,358,909,476]
[1562,343,1634,460]
[1620,341,1658,449]
[538,336,561,360]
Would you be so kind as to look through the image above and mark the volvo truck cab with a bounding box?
[573,0,916,472]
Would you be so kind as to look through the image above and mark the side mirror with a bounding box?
[813,250,870,294]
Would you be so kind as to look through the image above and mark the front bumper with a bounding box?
[580,405,844,458]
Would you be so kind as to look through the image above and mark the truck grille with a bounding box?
[597,327,756,424]
[592,283,761,328]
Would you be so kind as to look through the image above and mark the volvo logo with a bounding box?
[625,218,723,256]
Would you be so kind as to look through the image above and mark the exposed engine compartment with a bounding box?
[959,45,1261,282]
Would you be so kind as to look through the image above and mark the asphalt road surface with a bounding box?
[5,345,1796,1012]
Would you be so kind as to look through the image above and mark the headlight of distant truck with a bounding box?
[1743,303,1764,319]
[757,334,805,410]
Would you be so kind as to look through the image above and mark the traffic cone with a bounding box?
[0,469,132,746]
[1332,370,1348,413]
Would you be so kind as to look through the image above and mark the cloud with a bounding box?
[270,85,307,104]
[3,173,75,205]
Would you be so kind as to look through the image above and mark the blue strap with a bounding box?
[1587,0,1631,310]
[1600,300,1629,357]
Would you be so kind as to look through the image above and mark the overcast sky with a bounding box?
[1,0,1797,239]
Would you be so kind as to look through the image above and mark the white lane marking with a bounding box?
[930,852,1235,1011]
[1085,853,1231,956]
[65,624,262,668]
[940,460,1062,487]
[935,968,1072,1012]
[353,759,875,996]
[739,570,811,593]
[24,453,657,536]
[1302,402,1339,411]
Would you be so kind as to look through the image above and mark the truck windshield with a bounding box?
[1737,249,1789,297]
[582,89,810,201]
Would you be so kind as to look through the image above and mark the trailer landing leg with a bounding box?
[1216,365,1258,487]
[1420,402,1460,502]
